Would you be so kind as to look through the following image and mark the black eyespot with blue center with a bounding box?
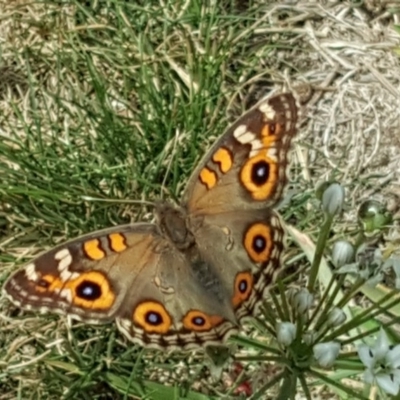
[253,234,267,254]
[238,279,248,294]
[76,280,102,300]
[192,316,206,326]
[251,160,270,186]
[145,311,163,326]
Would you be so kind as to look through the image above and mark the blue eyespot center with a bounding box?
[146,311,163,326]
[193,316,205,326]
[253,235,266,253]
[238,279,248,293]
[251,161,270,186]
[76,281,102,300]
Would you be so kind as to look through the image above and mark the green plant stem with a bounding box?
[308,213,335,293]
[276,368,298,400]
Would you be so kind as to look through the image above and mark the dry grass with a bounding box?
[1,0,400,399]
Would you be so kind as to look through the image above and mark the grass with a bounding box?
[0,1,306,398]
[3,1,400,399]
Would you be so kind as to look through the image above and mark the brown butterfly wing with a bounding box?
[181,93,298,326]
[3,224,162,323]
[3,223,239,349]
[188,209,285,322]
[182,93,299,215]
[115,242,239,350]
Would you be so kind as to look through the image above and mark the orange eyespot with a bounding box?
[240,153,277,201]
[35,271,115,309]
[232,272,254,308]
[182,310,223,332]
[244,223,273,263]
[133,301,172,334]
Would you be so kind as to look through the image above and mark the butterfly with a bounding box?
[3,93,299,350]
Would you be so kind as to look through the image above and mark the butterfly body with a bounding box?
[3,93,299,350]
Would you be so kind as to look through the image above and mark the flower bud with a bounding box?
[292,288,313,313]
[276,322,296,346]
[332,240,354,268]
[313,342,340,368]
[322,183,345,216]
[327,307,346,327]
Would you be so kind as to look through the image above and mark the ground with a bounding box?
[0,1,400,399]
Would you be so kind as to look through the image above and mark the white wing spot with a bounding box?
[55,248,70,260]
[54,248,73,272]
[59,269,79,282]
[222,226,230,235]
[57,288,73,303]
[249,139,264,157]
[58,253,73,271]
[233,125,249,141]
[259,103,276,119]
[237,131,256,145]
[153,275,161,287]
[267,147,278,161]
[25,263,39,281]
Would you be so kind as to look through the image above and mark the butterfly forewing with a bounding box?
[3,224,162,322]
[183,93,299,215]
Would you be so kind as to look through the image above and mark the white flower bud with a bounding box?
[322,183,345,216]
[327,307,346,327]
[276,322,296,346]
[292,288,313,313]
[332,240,354,268]
[313,342,340,368]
